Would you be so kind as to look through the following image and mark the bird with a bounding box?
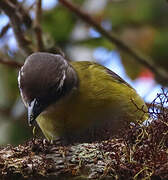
[18,52,148,143]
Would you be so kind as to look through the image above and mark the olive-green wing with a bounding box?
[105,68,132,88]
[71,61,132,89]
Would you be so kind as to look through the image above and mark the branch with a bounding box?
[0,0,33,56]
[34,0,44,51]
[0,106,11,117]
[10,0,32,29]
[59,0,168,85]
[17,1,33,29]
[0,138,123,179]
[0,23,10,38]
[0,134,167,180]
[0,57,22,69]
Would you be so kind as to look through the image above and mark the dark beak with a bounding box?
[28,98,44,126]
[28,99,36,126]
[28,98,49,126]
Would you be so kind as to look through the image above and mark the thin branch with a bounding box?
[0,23,10,38]
[0,57,22,69]
[17,3,33,29]
[34,0,44,51]
[0,106,11,117]
[0,0,33,56]
[9,0,32,29]
[59,0,168,84]
[28,2,36,11]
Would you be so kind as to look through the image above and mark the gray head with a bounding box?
[18,52,78,125]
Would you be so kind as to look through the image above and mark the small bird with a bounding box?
[18,52,148,143]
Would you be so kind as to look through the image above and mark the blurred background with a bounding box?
[0,0,168,145]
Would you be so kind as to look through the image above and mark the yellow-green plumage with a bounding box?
[36,61,148,142]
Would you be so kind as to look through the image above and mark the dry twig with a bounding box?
[34,0,44,51]
[0,57,22,69]
[0,23,10,38]
[0,0,33,56]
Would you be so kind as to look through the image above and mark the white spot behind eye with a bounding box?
[58,70,66,90]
